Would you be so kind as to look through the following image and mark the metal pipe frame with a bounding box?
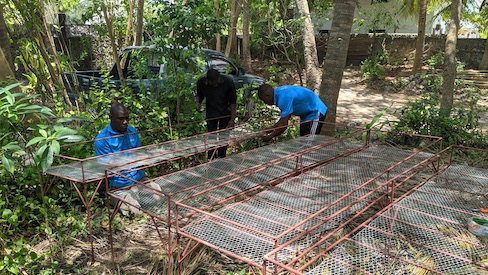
[43,119,274,263]
[173,133,443,274]
[272,145,488,275]
[105,130,367,271]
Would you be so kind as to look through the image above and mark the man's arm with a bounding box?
[196,79,204,112]
[94,138,111,156]
[262,115,290,142]
[227,78,238,128]
[227,103,237,128]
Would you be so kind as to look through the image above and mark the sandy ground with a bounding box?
[336,68,488,129]
[336,68,410,125]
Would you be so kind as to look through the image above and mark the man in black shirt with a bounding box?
[196,69,237,159]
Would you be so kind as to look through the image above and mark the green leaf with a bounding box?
[56,116,89,123]
[2,208,13,219]
[39,129,48,138]
[36,144,48,162]
[366,106,390,129]
[2,154,14,174]
[7,214,18,224]
[40,146,54,172]
[57,134,84,143]
[1,82,21,92]
[2,143,21,151]
[26,137,45,147]
[5,93,14,105]
[51,140,60,155]
[7,265,19,275]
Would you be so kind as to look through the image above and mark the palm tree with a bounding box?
[401,0,429,74]
[319,0,356,136]
[440,0,462,115]
[295,0,321,92]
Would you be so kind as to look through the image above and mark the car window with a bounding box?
[208,57,236,75]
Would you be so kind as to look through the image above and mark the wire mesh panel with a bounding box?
[304,163,488,275]
[109,135,358,224]
[179,143,438,272]
[46,124,260,183]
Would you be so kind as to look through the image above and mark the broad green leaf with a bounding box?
[57,134,84,143]
[53,124,63,132]
[2,154,14,174]
[40,146,54,172]
[26,137,45,147]
[36,144,48,162]
[51,140,60,155]
[2,143,21,151]
[39,129,48,138]
[7,265,19,275]
[56,116,89,123]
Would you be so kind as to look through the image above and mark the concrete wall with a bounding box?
[316,34,487,69]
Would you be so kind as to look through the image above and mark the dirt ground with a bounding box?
[337,67,488,129]
[53,66,488,274]
[337,68,411,125]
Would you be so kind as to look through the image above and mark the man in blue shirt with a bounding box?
[95,102,145,188]
[95,102,161,216]
[257,84,328,142]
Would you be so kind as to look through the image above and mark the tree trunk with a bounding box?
[295,0,320,92]
[125,0,135,47]
[412,0,427,74]
[480,39,488,70]
[135,0,144,46]
[0,47,16,82]
[440,0,461,116]
[225,0,241,57]
[214,0,221,51]
[102,4,125,87]
[241,0,252,72]
[319,0,356,136]
[0,3,13,73]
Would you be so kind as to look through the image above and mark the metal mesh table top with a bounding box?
[305,163,488,275]
[109,135,352,222]
[179,144,437,270]
[45,125,259,182]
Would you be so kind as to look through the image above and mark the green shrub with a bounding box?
[389,91,487,147]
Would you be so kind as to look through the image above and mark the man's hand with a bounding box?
[196,103,202,113]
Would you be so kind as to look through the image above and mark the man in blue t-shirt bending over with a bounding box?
[257,84,328,142]
[95,102,145,188]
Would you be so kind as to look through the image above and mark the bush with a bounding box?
[389,91,487,147]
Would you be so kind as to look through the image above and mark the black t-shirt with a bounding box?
[196,75,237,119]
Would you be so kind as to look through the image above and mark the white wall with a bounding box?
[313,0,437,35]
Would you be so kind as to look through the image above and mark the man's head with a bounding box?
[206,69,221,87]
[109,103,130,133]
[257,84,274,105]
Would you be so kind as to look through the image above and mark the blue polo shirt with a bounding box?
[94,124,144,188]
[274,86,328,121]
